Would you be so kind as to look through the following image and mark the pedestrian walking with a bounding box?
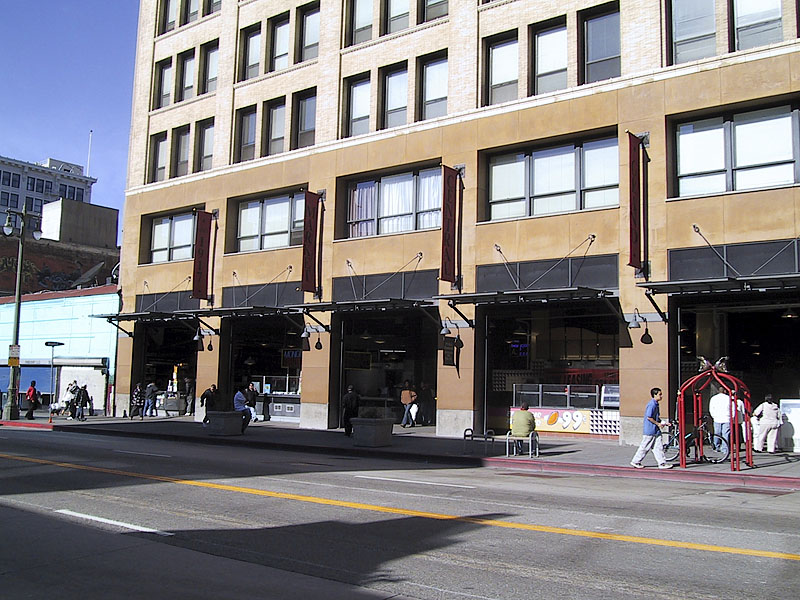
[753,394,782,453]
[184,377,196,415]
[24,380,39,420]
[630,387,672,469]
[130,382,145,419]
[233,385,252,433]
[200,384,220,424]
[144,381,159,417]
[76,385,90,421]
[400,380,417,428]
[341,385,360,436]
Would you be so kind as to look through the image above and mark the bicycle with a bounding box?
[662,415,729,463]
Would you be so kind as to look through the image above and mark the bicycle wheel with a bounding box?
[701,434,729,463]
[662,433,680,462]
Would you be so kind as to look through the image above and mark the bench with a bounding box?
[505,431,540,458]
[205,410,246,436]
[463,428,497,455]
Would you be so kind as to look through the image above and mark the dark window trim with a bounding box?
[379,62,408,130]
[529,15,567,96]
[268,12,290,72]
[234,188,306,253]
[578,1,620,86]
[484,30,518,107]
[235,105,258,163]
[345,73,371,138]
[292,88,317,149]
[262,97,287,157]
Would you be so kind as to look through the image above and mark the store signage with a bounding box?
[510,407,593,434]
[442,336,455,366]
[281,348,302,370]
[301,191,322,293]
[192,211,213,299]
[627,131,642,271]
[440,165,458,283]
[8,344,19,367]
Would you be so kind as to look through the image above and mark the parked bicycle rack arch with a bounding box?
[677,361,753,471]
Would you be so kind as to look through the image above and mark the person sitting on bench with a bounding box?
[511,402,536,455]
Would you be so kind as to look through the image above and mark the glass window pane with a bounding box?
[534,193,576,215]
[263,197,290,234]
[678,173,727,196]
[584,188,619,209]
[489,154,525,201]
[536,27,567,75]
[379,173,413,217]
[677,118,725,175]
[583,138,619,188]
[152,218,170,249]
[379,215,413,233]
[417,168,441,211]
[274,21,289,69]
[305,10,320,46]
[734,107,792,167]
[586,12,620,62]
[737,20,783,49]
[424,59,447,101]
[491,199,526,220]
[172,213,194,247]
[239,201,260,238]
[536,70,567,94]
[386,70,407,111]
[735,0,781,27]
[674,35,716,63]
[533,145,575,195]
[172,246,193,261]
[301,95,316,131]
[673,0,715,41]
[351,80,370,119]
[239,237,260,252]
[491,39,518,85]
[151,249,169,263]
[355,0,371,29]
[262,232,289,249]
[735,164,794,190]
[207,47,218,81]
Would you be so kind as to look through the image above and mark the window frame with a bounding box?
[731,0,783,51]
[580,3,621,85]
[240,24,262,82]
[171,125,191,178]
[269,13,290,71]
[235,105,258,163]
[345,166,442,239]
[181,0,199,25]
[346,75,371,138]
[154,58,173,109]
[194,118,214,172]
[384,0,409,35]
[673,104,800,198]
[485,134,620,222]
[293,89,317,149]
[381,64,408,130]
[150,211,196,263]
[203,0,221,16]
[158,0,178,35]
[486,34,519,106]
[419,53,447,121]
[531,20,567,95]
[177,50,195,102]
[236,191,305,252]
[299,3,320,62]
[349,0,372,46]
[668,0,716,65]
[421,0,448,23]
[149,132,168,183]
[200,40,219,94]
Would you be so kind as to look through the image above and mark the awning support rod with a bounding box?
[645,290,668,323]
[303,309,330,332]
[105,318,133,338]
[447,301,475,328]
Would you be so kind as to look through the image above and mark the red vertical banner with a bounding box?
[301,191,321,293]
[627,132,642,271]
[192,210,212,300]
[440,165,458,283]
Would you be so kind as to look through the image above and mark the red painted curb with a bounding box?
[0,421,54,431]
[483,457,800,490]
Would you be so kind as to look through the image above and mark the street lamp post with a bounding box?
[45,341,65,411]
[2,205,42,420]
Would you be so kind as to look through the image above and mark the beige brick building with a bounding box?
[120,0,800,442]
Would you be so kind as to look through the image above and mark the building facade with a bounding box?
[120,0,800,440]
[0,155,95,228]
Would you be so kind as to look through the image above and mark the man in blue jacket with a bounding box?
[233,385,252,433]
[630,387,672,469]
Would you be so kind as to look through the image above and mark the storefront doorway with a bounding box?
[135,321,198,408]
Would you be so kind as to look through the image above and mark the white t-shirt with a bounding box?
[709,392,744,423]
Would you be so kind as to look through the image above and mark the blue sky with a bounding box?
[0,1,140,238]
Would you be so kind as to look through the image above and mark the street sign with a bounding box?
[8,344,20,367]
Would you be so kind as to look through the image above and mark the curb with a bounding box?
[0,421,54,431]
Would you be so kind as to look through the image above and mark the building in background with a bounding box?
[116,0,800,440]
[0,285,120,415]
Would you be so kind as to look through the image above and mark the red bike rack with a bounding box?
[677,363,753,471]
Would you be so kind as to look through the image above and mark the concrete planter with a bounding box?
[205,410,244,436]
[351,417,394,447]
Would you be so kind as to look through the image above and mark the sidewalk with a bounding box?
[3,411,799,490]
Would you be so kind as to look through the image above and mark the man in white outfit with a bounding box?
[753,394,781,453]
[708,385,745,450]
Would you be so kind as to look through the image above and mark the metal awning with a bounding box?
[92,311,184,322]
[289,298,437,313]
[172,306,298,318]
[638,274,800,295]
[436,287,612,306]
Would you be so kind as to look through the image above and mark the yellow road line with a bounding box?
[3,451,799,562]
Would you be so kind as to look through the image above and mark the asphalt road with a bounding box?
[1,429,798,600]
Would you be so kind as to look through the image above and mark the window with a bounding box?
[155,59,173,109]
[151,212,195,263]
[733,0,782,51]
[59,183,67,197]
[264,99,286,155]
[383,66,407,129]
[195,119,214,172]
[150,132,168,182]
[35,179,44,193]
[236,106,257,162]
[241,25,261,81]
[200,41,219,94]
[25,197,43,213]
[293,90,316,149]
[203,0,221,16]
[487,136,619,220]
[76,188,84,202]
[300,4,320,61]
[172,126,191,177]
[1,172,9,186]
[44,181,52,194]
[237,193,304,251]
[177,51,195,101]
[422,0,447,22]
[533,24,567,94]
[676,105,797,197]
[1,192,19,209]
[385,0,409,34]
[420,55,447,120]
[582,7,620,84]
[350,0,372,45]
[487,36,518,105]
[347,77,370,137]
[347,167,441,237]
[67,186,76,200]
[11,173,20,188]
[159,0,178,34]
[182,0,199,24]
[670,0,715,64]
[270,15,290,71]
[27,177,35,192]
